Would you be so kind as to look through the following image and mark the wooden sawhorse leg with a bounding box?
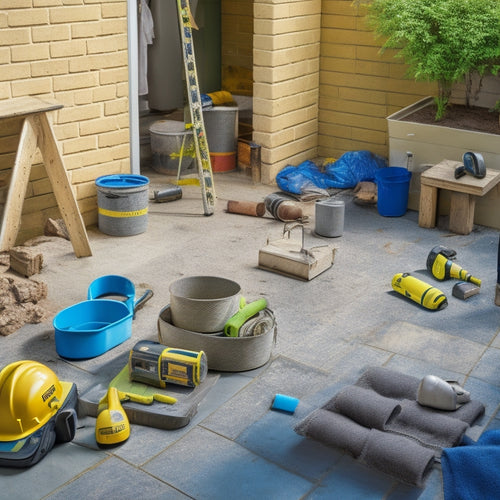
[0,113,91,257]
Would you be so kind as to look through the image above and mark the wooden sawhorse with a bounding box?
[418,159,500,235]
[0,97,91,257]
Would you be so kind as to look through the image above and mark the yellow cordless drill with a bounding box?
[426,246,481,286]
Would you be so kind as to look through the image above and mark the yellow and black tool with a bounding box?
[129,340,207,389]
[426,246,481,286]
[392,273,448,311]
[95,387,130,447]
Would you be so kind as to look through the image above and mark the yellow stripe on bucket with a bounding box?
[98,207,148,218]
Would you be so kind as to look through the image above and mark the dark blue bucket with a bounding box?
[375,167,412,217]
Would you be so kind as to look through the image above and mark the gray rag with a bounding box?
[294,366,485,487]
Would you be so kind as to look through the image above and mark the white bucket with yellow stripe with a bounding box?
[96,174,150,236]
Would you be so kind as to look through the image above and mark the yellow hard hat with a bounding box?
[0,361,73,441]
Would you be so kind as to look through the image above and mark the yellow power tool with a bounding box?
[426,246,481,286]
[95,387,130,447]
[392,273,448,311]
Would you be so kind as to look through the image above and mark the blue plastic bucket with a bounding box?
[96,174,150,236]
[375,167,412,217]
[54,299,133,359]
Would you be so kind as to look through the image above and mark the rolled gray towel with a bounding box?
[356,366,420,400]
[360,428,436,487]
[294,409,369,458]
[328,385,401,430]
[388,400,470,449]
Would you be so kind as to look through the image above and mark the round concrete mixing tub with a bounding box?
[157,305,276,372]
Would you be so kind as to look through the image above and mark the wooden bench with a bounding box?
[0,96,91,257]
[418,159,500,235]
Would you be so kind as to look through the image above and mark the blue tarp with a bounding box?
[276,151,387,195]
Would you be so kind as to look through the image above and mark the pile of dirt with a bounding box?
[402,104,500,135]
[0,275,47,336]
[0,218,70,336]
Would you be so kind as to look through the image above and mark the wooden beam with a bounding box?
[35,112,91,257]
[0,116,38,251]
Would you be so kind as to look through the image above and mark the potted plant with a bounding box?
[359,0,500,229]
[364,0,500,120]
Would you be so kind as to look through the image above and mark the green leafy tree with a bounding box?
[363,0,500,119]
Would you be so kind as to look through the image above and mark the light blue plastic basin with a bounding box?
[53,299,133,359]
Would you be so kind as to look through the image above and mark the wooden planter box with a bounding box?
[387,97,500,230]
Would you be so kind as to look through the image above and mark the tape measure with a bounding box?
[129,340,207,388]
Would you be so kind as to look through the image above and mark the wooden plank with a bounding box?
[421,159,500,196]
[418,184,438,228]
[0,116,38,251]
[449,192,475,235]
[35,113,91,257]
[0,96,62,120]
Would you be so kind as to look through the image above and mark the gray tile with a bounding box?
[201,356,330,440]
[45,456,188,499]
[0,442,106,500]
[144,426,314,499]
[470,347,500,387]
[307,455,395,499]
[111,372,254,465]
[365,321,486,373]
[236,410,342,481]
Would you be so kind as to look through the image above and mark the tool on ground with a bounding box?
[0,361,78,467]
[259,222,335,280]
[391,272,448,310]
[176,0,215,215]
[95,387,130,446]
[223,298,268,337]
[417,375,470,411]
[452,281,480,300]
[153,184,183,203]
[129,340,207,388]
[426,246,481,286]
[454,152,486,179]
[226,200,266,217]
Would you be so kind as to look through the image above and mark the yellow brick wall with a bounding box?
[0,0,129,243]
[318,0,436,160]
[221,0,253,95]
[253,0,321,183]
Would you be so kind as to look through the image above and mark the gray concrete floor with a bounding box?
[1,166,499,499]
